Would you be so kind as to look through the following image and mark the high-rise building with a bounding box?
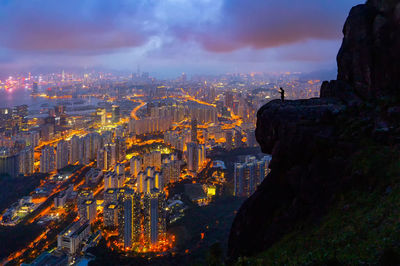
[130,156,142,177]
[32,82,38,94]
[97,108,107,125]
[120,191,141,248]
[143,151,161,171]
[197,144,206,169]
[69,135,81,164]
[97,144,116,171]
[115,163,125,176]
[234,156,271,197]
[104,203,119,229]
[18,146,34,176]
[104,171,124,191]
[225,130,233,150]
[40,145,55,173]
[191,119,197,142]
[56,140,69,170]
[112,105,120,123]
[225,91,234,109]
[186,142,198,172]
[115,137,126,163]
[79,199,97,223]
[162,156,181,184]
[143,190,166,244]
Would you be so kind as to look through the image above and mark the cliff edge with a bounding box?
[228,0,400,263]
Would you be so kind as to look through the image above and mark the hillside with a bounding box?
[228,0,400,264]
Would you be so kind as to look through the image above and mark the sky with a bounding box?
[0,0,363,78]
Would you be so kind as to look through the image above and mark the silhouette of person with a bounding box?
[279,87,285,102]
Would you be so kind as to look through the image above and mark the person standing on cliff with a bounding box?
[279,87,285,103]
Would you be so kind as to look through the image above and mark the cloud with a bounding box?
[0,0,364,75]
[173,0,361,52]
[0,0,149,54]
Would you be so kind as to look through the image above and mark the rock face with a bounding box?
[336,0,400,100]
[228,0,400,260]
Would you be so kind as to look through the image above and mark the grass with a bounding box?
[236,142,400,265]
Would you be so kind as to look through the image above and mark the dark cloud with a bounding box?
[0,0,149,54]
[174,0,361,53]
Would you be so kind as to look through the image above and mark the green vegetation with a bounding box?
[237,143,400,265]
[0,174,43,212]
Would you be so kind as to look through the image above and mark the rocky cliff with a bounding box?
[228,0,400,261]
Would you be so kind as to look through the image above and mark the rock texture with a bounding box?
[228,0,400,260]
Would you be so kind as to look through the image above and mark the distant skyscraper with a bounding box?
[97,108,107,125]
[32,82,38,94]
[115,137,126,162]
[191,119,198,142]
[143,190,166,244]
[120,191,141,248]
[112,105,120,123]
[79,199,97,223]
[130,156,142,177]
[234,156,271,197]
[69,135,81,164]
[225,91,234,109]
[40,145,55,173]
[186,142,198,172]
[18,146,34,176]
[56,140,69,170]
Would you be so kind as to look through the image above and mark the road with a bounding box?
[130,100,146,120]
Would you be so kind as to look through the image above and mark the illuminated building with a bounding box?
[18,146,34,176]
[54,185,73,208]
[104,203,119,229]
[154,171,163,190]
[245,129,257,147]
[104,188,118,206]
[32,82,38,94]
[225,91,234,109]
[225,130,233,150]
[57,219,91,254]
[91,133,102,160]
[40,124,54,142]
[104,171,125,191]
[143,189,167,244]
[97,144,116,171]
[0,147,19,178]
[112,105,120,123]
[40,145,55,173]
[137,171,146,193]
[234,129,243,148]
[85,168,103,185]
[80,199,97,223]
[162,156,181,183]
[198,144,206,168]
[101,131,113,145]
[130,156,142,177]
[69,135,81,164]
[234,156,271,197]
[96,108,107,125]
[186,142,198,172]
[56,140,69,170]
[191,119,198,142]
[82,134,94,164]
[130,116,173,135]
[143,151,161,171]
[120,191,141,248]
[115,137,126,162]
[115,163,125,176]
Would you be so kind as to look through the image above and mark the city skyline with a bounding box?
[0,0,361,77]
